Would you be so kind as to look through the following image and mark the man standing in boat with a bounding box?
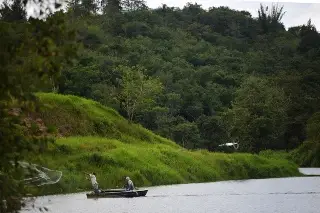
[85,172,100,194]
[125,176,135,191]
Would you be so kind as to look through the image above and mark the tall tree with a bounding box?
[225,77,289,152]
[102,0,122,14]
[0,5,77,212]
[66,0,98,16]
[117,65,163,122]
[258,3,285,34]
[0,0,26,21]
[66,0,82,17]
[121,0,147,11]
[172,121,201,149]
[82,0,99,15]
[101,0,124,35]
[298,19,320,55]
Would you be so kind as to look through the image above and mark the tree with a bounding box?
[66,0,98,17]
[66,0,82,17]
[0,5,77,212]
[102,0,122,14]
[306,112,320,141]
[117,65,163,122]
[225,76,289,152]
[290,112,320,167]
[172,121,200,149]
[121,0,147,12]
[258,3,285,34]
[100,0,124,35]
[0,0,26,22]
[41,1,320,160]
[297,19,320,55]
[196,115,229,151]
[81,0,99,15]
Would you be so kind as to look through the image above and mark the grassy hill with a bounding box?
[35,92,177,147]
[28,93,300,195]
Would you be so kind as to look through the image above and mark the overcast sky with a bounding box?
[146,0,320,29]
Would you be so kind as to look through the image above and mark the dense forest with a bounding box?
[53,1,320,152]
[1,0,320,152]
[3,0,320,153]
[1,0,320,211]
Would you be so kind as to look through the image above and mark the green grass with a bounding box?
[26,93,301,195]
[259,142,320,168]
[259,149,291,160]
[35,92,178,147]
[31,136,300,195]
[290,141,320,167]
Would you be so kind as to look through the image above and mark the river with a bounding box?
[21,170,320,213]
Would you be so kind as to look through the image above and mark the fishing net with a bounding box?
[17,161,62,186]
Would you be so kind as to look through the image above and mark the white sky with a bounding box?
[1,0,320,29]
[146,0,320,29]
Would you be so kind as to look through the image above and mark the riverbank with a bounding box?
[259,143,320,168]
[28,136,301,196]
[26,93,301,196]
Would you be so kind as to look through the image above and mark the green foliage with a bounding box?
[297,19,320,56]
[259,111,320,167]
[259,149,290,160]
[116,65,163,121]
[29,136,300,195]
[121,0,147,11]
[306,112,320,141]
[0,0,26,22]
[225,76,289,152]
[102,0,122,14]
[0,2,78,211]
[196,115,229,151]
[289,112,320,167]
[25,92,301,195]
[24,93,300,196]
[35,92,177,147]
[123,21,151,37]
[258,3,286,34]
[67,0,99,16]
[2,4,319,210]
[290,141,320,167]
[172,122,200,149]
[54,2,320,160]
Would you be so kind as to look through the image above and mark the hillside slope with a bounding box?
[29,93,300,195]
[35,92,177,147]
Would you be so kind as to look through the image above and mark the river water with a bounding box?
[299,168,320,176]
[21,172,320,213]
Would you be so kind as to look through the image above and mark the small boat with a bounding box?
[86,189,148,198]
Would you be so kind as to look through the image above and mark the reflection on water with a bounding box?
[21,176,320,213]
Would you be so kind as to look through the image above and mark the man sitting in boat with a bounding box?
[85,172,100,194]
[125,176,135,191]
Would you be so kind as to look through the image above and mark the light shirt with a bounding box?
[89,174,98,185]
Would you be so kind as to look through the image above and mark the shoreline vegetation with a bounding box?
[26,93,301,196]
[2,1,320,212]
